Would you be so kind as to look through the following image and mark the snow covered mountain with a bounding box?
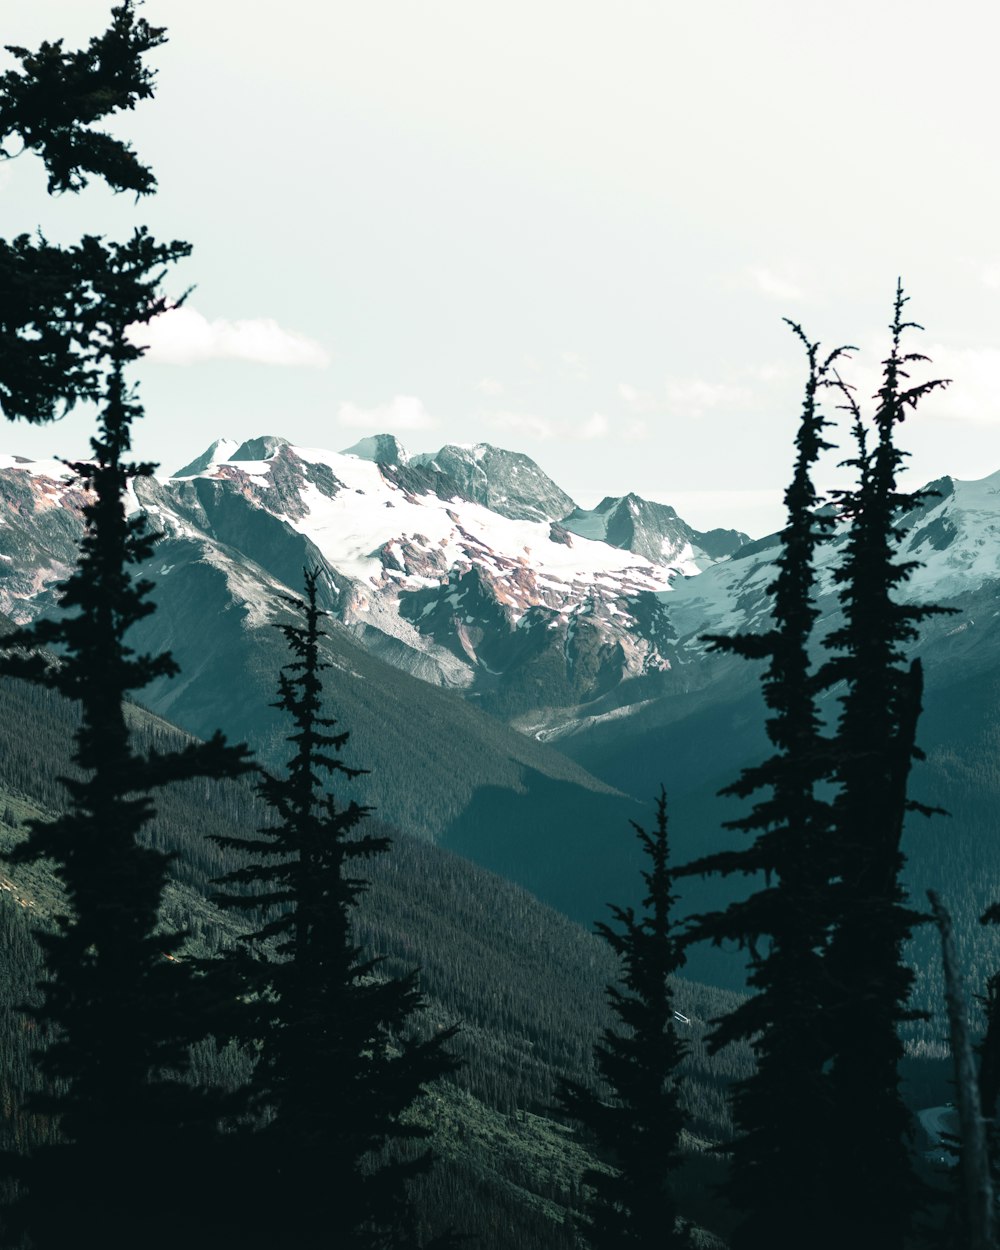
[156,436,753,710]
[0,434,755,715]
[5,435,1000,729]
[0,434,747,928]
[5,434,1000,994]
[523,462,1000,872]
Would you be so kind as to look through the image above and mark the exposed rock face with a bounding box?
[341,433,409,466]
[408,442,576,522]
[0,435,749,715]
[231,435,291,462]
[0,463,90,622]
[562,494,747,567]
[11,434,1000,738]
[171,437,240,479]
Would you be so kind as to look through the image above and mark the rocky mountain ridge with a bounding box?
[4,432,1000,732]
[0,436,749,714]
[4,436,1000,1002]
[5,438,1000,736]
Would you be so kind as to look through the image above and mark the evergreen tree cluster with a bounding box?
[673,323,848,1250]
[0,8,458,1249]
[1,6,999,1250]
[556,299,995,1250]
[210,571,460,1250]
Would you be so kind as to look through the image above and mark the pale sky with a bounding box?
[4,1,1000,536]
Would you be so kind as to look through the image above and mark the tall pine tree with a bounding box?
[675,324,848,1250]
[211,569,459,1250]
[557,788,690,1249]
[818,283,950,1249]
[0,9,252,1246]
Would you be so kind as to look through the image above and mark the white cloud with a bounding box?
[474,377,504,396]
[915,344,1000,423]
[490,410,620,442]
[128,305,330,367]
[664,377,749,418]
[749,362,796,384]
[490,411,556,440]
[337,394,438,431]
[747,267,803,302]
[825,337,1000,427]
[620,377,749,419]
[618,382,659,413]
[560,350,589,382]
[792,339,1000,429]
[578,411,609,439]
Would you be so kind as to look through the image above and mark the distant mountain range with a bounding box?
[2,434,1000,1009]
[0,434,747,712]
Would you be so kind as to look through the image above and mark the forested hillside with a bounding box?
[0,664,747,1247]
[3,6,999,1247]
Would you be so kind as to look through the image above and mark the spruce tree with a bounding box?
[557,788,690,1250]
[0,1,165,424]
[675,324,848,1250]
[0,0,165,197]
[0,9,252,1246]
[210,569,459,1250]
[818,282,950,1249]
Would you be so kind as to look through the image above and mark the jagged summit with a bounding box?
[563,493,748,568]
[410,442,576,523]
[341,433,409,466]
[173,435,291,477]
[5,430,999,728]
[231,435,291,461]
[171,437,239,479]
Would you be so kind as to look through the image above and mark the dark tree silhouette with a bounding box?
[817,282,951,1250]
[557,788,690,1250]
[947,901,1000,1249]
[0,9,252,1247]
[0,1,165,196]
[928,892,995,1250]
[0,3,167,426]
[675,325,849,1250]
[978,906,1000,1131]
[211,569,460,1250]
[0,233,96,424]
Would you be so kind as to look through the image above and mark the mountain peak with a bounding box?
[410,442,575,523]
[563,492,747,567]
[341,433,409,467]
[171,437,239,479]
[231,435,290,462]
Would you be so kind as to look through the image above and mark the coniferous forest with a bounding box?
[1,6,1000,1250]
